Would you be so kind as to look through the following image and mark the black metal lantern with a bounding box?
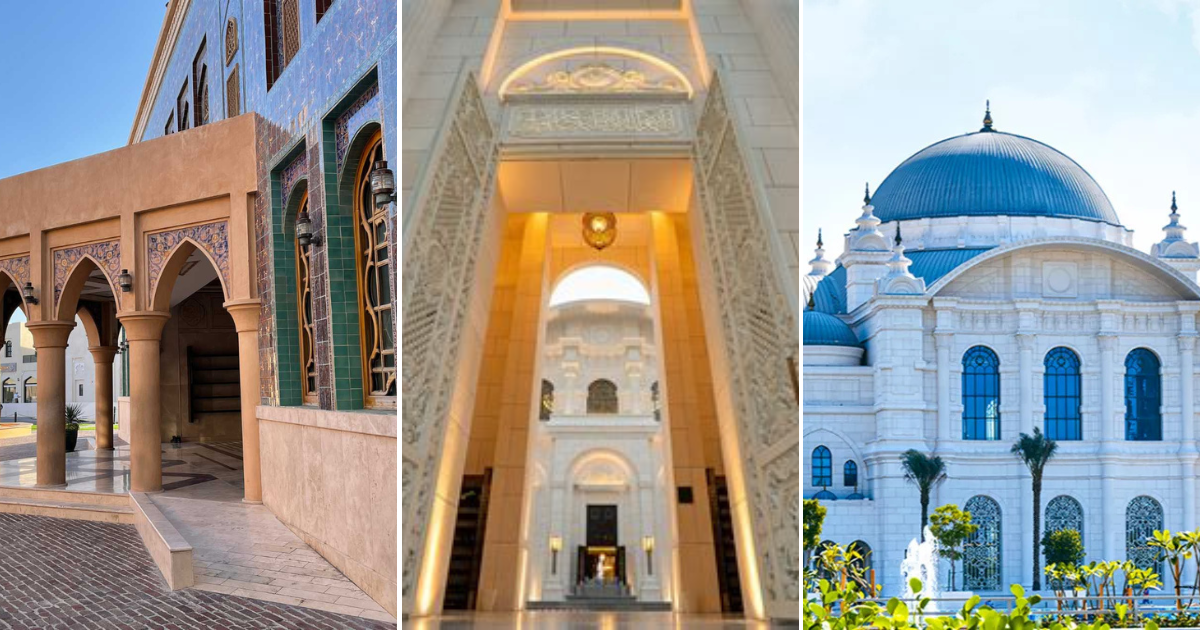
[370,160,396,207]
[118,269,133,293]
[296,210,321,248]
[21,282,37,305]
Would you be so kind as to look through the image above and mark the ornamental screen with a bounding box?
[962,346,1001,440]
[354,133,395,403]
[963,495,1002,591]
[1044,495,1084,540]
[1126,495,1163,574]
[1125,348,1162,441]
[539,380,553,421]
[295,192,317,403]
[586,379,618,414]
[811,446,832,488]
[1044,347,1082,440]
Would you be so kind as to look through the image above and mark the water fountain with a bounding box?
[900,526,941,612]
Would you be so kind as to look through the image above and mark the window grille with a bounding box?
[962,346,1001,440]
[353,134,395,403]
[1124,348,1162,441]
[1043,347,1082,440]
[963,495,1002,591]
[586,380,618,414]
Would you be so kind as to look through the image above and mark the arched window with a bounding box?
[295,191,317,403]
[843,460,858,487]
[1044,347,1082,440]
[177,81,190,133]
[549,265,650,307]
[353,132,395,404]
[650,381,661,421]
[23,376,36,403]
[281,0,301,66]
[4,340,10,358]
[192,39,209,127]
[963,495,1001,591]
[225,18,239,65]
[811,446,832,488]
[587,379,618,414]
[962,346,1001,440]
[226,66,240,117]
[1126,496,1164,573]
[848,540,872,575]
[1,378,13,403]
[1125,349,1162,441]
[316,0,336,21]
[539,380,554,421]
[1045,495,1084,541]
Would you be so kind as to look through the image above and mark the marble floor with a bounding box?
[0,440,396,624]
[401,612,793,629]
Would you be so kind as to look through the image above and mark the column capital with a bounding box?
[88,345,120,363]
[1015,332,1037,351]
[1097,333,1119,351]
[117,311,170,341]
[1180,334,1199,351]
[24,320,76,348]
[223,298,262,333]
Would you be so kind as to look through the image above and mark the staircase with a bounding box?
[526,582,671,611]
[0,486,135,524]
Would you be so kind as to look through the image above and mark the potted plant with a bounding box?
[64,404,85,453]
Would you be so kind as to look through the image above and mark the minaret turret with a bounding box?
[1152,191,1200,282]
[841,184,894,311]
[808,229,834,278]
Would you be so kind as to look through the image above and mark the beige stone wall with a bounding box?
[257,406,397,616]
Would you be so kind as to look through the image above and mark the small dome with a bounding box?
[803,310,860,347]
[871,129,1119,225]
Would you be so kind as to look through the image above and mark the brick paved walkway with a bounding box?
[0,513,395,629]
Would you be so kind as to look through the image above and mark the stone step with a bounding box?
[0,494,135,524]
[0,485,131,507]
[526,600,673,612]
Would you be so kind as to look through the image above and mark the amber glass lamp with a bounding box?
[582,212,617,250]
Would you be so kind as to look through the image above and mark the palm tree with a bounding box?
[1012,427,1058,591]
[899,449,947,541]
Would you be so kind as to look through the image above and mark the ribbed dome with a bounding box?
[803,310,860,347]
[870,130,1119,225]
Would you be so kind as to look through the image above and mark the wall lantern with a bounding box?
[582,212,617,251]
[370,160,396,207]
[296,211,322,248]
[117,269,133,293]
[21,282,37,305]
[642,536,655,575]
[549,535,563,574]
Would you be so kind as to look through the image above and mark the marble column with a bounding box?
[119,312,169,493]
[1016,333,1036,435]
[225,299,263,504]
[1179,335,1197,580]
[26,321,75,488]
[88,346,119,451]
[934,332,952,443]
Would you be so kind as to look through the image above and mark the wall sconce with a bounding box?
[549,535,563,575]
[370,160,396,207]
[642,536,655,576]
[21,282,37,305]
[296,211,322,248]
[117,269,133,293]
[582,212,617,251]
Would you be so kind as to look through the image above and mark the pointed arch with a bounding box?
[55,254,121,322]
[149,237,232,312]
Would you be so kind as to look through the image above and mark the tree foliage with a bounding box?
[1042,528,1085,567]
[929,504,978,591]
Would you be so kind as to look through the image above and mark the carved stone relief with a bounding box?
[506,62,687,96]
[52,240,123,311]
[506,103,686,140]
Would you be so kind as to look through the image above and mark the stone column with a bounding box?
[1016,333,1036,435]
[934,332,952,443]
[119,312,170,493]
[1098,333,1120,560]
[1179,335,1197,577]
[225,299,263,504]
[88,346,119,450]
[26,321,75,488]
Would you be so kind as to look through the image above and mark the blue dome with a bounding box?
[870,130,1119,225]
[803,310,860,347]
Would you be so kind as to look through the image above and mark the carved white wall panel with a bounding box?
[692,73,800,616]
[504,102,688,142]
[400,73,498,606]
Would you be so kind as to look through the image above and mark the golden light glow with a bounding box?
[582,212,618,250]
[642,536,655,552]
[497,46,695,100]
[415,495,452,615]
[549,535,563,552]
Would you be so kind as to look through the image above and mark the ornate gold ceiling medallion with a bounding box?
[582,212,618,251]
[508,62,686,96]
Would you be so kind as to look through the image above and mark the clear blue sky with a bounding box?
[804,0,1200,261]
[0,4,166,180]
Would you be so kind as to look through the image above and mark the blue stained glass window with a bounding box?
[1125,349,1162,441]
[962,346,1001,440]
[1044,347,1082,440]
[812,446,832,488]
[843,460,858,487]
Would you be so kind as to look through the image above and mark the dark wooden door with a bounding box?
[586,505,618,546]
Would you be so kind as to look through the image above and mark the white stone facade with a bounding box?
[805,206,1200,595]
[0,320,99,421]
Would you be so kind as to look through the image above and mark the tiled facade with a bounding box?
[138,0,397,411]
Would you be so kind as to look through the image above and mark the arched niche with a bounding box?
[497,46,694,101]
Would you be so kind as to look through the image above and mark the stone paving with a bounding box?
[402,611,787,629]
[0,512,394,629]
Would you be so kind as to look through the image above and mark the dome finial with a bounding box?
[863,182,872,205]
[817,228,823,248]
[894,222,902,246]
[1173,191,1179,213]
[981,99,994,132]
[807,291,815,310]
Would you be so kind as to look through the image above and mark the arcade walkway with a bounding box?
[0,441,395,624]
